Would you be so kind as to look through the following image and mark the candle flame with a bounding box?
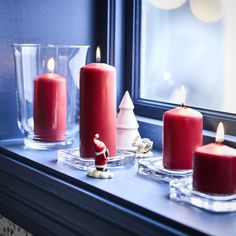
[96,47,101,63]
[216,122,224,143]
[47,57,55,73]
[180,86,186,106]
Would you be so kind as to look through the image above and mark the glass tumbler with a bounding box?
[13,44,89,149]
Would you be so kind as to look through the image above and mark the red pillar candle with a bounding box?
[163,87,203,170]
[80,47,116,157]
[193,123,236,195]
[34,58,67,142]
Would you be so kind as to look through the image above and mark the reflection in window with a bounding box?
[141,0,236,114]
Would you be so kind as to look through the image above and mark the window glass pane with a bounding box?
[141,0,236,114]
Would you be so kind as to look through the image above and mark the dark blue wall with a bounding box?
[0,0,98,139]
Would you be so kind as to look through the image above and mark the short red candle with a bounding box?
[33,73,67,142]
[163,106,203,170]
[193,143,236,195]
[80,63,116,157]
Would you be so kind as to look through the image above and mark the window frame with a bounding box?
[124,0,236,136]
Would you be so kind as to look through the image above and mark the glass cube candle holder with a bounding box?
[13,44,89,150]
[138,157,192,182]
[170,177,236,212]
[57,147,135,170]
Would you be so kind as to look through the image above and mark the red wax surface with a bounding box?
[33,73,67,142]
[80,63,117,157]
[193,143,236,195]
[163,107,203,170]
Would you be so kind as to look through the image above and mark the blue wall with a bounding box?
[0,0,98,139]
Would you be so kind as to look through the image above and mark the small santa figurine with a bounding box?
[87,134,114,179]
[93,134,109,171]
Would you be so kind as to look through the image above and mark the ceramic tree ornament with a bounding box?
[117,91,140,151]
[87,134,114,179]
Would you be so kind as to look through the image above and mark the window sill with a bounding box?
[0,136,235,235]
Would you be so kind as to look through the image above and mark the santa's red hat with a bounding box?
[93,134,105,152]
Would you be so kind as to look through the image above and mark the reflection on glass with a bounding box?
[141,0,236,114]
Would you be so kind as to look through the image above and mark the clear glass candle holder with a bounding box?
[13,44,89,150]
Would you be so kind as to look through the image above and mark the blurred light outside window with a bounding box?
[141,0,236,114]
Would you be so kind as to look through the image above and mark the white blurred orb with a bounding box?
[190,0,223,23]
[147,0,187,10]
[163,72,172,81]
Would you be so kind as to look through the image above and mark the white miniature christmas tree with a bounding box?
[117,91,140,151]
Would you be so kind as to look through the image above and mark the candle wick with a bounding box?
[181,103,185,108]
[96,57,101,63]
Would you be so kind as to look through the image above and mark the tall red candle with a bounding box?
[163,87,203,170]
[193,123,236,195]
[34,58,67,142]
[80,48,116,157]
